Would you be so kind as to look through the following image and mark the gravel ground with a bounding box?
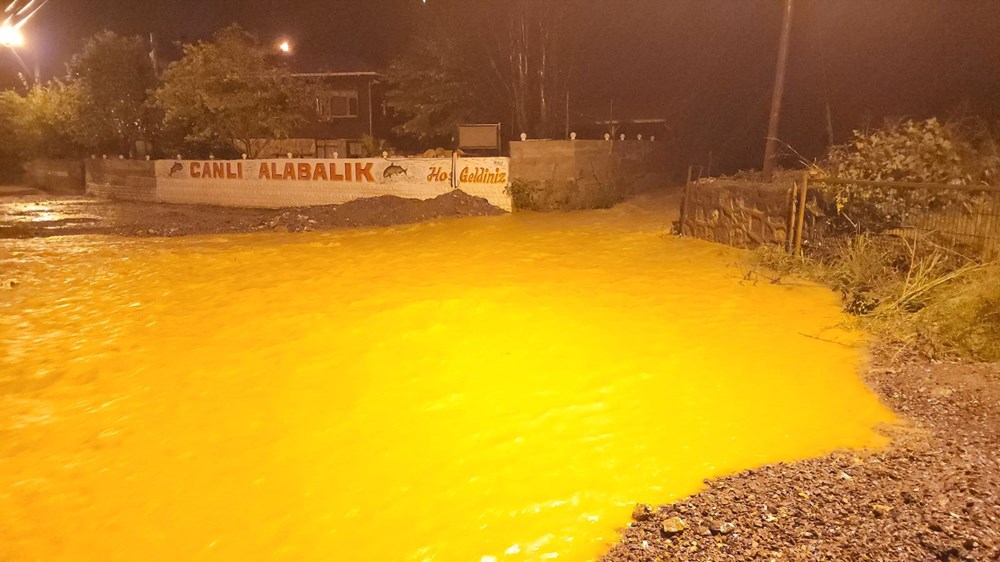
[603,356,999,561]
[0,189,504,239]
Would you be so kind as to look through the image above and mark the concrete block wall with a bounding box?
[509,140,656,186]
[85,160,157,202]
[508,140,661,210]
[23,159,86,194]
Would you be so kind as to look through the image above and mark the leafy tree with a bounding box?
[69,31,159,155]
[0,81,85,171]
[154,25,307,158]
[384,36,488,146]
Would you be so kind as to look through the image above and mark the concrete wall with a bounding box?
[508,140,662,210]
[86,157,512,211]
[23,159,86,194]
[680,180,794,249]
[509,140,657,185]
[85,160,157,202]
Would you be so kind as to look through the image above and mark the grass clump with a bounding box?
[746,235,999,362]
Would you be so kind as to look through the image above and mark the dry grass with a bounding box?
[746,235,999,362]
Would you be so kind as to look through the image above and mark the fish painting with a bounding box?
[383,164,408,179]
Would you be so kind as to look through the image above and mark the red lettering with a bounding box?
[213,162,225,179]
[330,163,344,181]
[313,163,328,181]
[344,162,353,182]
[298,163,311,180]
[258,162,270,179]
[270,163,280,179]
[226,163,238,179]
[283,163,295,180]
[355,163,374,183]
[190,162,201,179]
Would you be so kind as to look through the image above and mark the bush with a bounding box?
[820,118,999,234]
[505,178,629,212]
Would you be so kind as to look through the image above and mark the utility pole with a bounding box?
[762,0,794,181]
[565,91,570,139]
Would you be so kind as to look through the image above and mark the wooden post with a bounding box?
[794,173,809,256]
[786,179,799,253]
[679,166,694,236]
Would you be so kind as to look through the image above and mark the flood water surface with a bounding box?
[0,200,893,561]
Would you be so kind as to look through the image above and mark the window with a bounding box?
[316,90,359,119]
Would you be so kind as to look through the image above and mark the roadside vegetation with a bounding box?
[0,25,310,178]
[746,117,1000,362]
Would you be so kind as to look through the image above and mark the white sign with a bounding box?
[154,157,511,211]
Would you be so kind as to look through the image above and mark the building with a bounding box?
[253,71,384,159]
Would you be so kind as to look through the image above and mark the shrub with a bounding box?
[505,178,630,212]
[820,118,999,234]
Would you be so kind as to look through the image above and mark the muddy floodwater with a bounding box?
[0,199,893,561]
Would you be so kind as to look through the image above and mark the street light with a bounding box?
[0,22,24,48]
[278,40,292,55]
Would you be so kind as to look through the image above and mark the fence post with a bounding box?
[794,173,810,256]
[786,179,799,253]
[679,165,699,236]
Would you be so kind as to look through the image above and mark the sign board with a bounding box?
[458,124,501,151]
[154,157,512,211]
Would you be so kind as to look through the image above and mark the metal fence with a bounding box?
[794,177,1000,262]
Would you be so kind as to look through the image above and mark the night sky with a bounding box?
[3,0,999,171]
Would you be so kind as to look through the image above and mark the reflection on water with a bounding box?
[0,201,892,561]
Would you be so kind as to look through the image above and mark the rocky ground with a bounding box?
[603,357,999,561]
[0,189,504,238]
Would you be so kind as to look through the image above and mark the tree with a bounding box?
[69,31,159,155]
[386,1,606,144]
[0,82,84,168]
[384,36,490,146]
[154,25,307,158]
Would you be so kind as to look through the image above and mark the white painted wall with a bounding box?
[154,157,512,211]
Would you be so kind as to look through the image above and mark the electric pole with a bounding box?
[762,0,794,181]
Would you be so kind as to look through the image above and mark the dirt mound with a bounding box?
[0,189,506,238]
[281,189,505,231]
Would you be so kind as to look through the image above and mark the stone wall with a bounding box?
[680,180,794,249]
[85,160,157,202]
[23,159,86,194]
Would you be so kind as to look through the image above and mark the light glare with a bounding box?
[0,22,23,47]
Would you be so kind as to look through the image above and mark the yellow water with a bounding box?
[0,198,893,562]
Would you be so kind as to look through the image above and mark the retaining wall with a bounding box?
[510,140,657,185]
[23,159,86,194]
[508,140,662,210]
[86,157,512,211]
[86,160,157,201]
[680,180,794,249]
